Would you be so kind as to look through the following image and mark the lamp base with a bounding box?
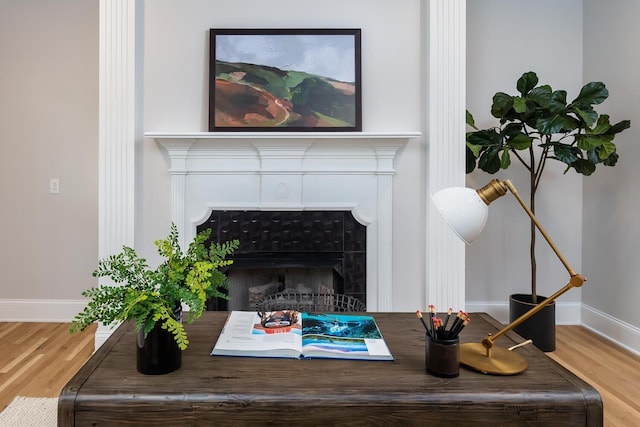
[460,343,528,375]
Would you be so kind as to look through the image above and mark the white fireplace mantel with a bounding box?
[148,131,420,312]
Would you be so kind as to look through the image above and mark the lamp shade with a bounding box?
[432,187,489,244]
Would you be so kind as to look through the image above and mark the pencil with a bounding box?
[416,310,430,334]
[450,312,469,338]
[428,304,436,335]
[443,307,452,332]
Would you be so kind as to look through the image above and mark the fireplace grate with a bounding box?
[256,292,366,313]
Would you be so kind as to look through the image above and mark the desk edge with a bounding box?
[58,322,130,427]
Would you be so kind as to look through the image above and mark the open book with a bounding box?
[210,310,393,361]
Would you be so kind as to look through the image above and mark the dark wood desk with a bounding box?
[59,312,602,426]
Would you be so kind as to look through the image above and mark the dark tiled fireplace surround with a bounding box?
[199,210,366,311]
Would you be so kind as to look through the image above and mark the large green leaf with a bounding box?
[467,128,502,147]
[536,114,579,134]
[516,71,538,96]
[602,151,619,166]
[598,140,617,160]
[500,149,511,169]
[573,106,598,128]
[491,92,514,118]
[552,144,580,164]
[502,122,524,137]
[587,114,612,135]
[478,146,502,173]
[605,118,631,136]
[466,141,482,158]
[527,85,553,107]
[513,96,527,113]
[466,110,477,129]
[506,132,532,150]
[576,135,605,151]
[572,158,597,175]
[577,134,608,151]
[572,81,608,107]
[587,148,600,164]
[548,90,568,113]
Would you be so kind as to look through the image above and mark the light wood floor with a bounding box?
[546,326,640,427]
[0,323,638,426]
[0,322,96,411]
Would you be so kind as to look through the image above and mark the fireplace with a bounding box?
[199,210,366,311]
[153,133,416,311]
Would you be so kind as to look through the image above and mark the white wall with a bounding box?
[0,0,98,320]
[465,0,585,324]
[582,0,640,352]
[142,0,426,311]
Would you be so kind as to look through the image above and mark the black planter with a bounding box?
[136,311,182,375]
[509,293,556,352]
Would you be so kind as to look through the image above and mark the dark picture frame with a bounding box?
[209,28,362,132]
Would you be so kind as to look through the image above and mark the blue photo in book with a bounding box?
[301,313,383,355]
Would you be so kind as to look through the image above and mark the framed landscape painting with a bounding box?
[209,28,362,132]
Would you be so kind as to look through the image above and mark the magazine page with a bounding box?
[300,313,394,361]
[210,310,303,358]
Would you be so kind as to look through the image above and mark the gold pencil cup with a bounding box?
[425,335,460,378]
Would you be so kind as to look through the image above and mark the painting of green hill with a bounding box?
[213,60,358,130]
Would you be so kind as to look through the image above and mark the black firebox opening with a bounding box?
[198,210,366,311]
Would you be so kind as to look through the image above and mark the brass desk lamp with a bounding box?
[432,179,586,375]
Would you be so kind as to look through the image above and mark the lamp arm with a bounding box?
[478,179,587,354]
[482,273,586,350]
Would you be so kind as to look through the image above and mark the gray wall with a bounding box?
[582,0,640,350]
[465,0,584,322]
[0,0,98,319]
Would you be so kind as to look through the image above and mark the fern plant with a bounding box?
[71,224,239,350]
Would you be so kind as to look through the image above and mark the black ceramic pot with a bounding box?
[509,293,556,352]
[136,309,182,375]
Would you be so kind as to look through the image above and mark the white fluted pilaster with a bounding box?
[96,0,143,348]
[426,0,467,311]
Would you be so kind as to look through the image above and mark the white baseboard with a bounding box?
[94,328,114,350]
[581,304,640,356]
[0,298,87,322]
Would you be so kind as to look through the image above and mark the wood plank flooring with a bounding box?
[0,322,96,411]
[0,322,638,426]
[546,325,640,427]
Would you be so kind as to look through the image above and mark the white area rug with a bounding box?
[0,397,56,427]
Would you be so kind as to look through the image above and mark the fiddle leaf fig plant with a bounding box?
[466,71,630,303]
[70,224,239,350]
